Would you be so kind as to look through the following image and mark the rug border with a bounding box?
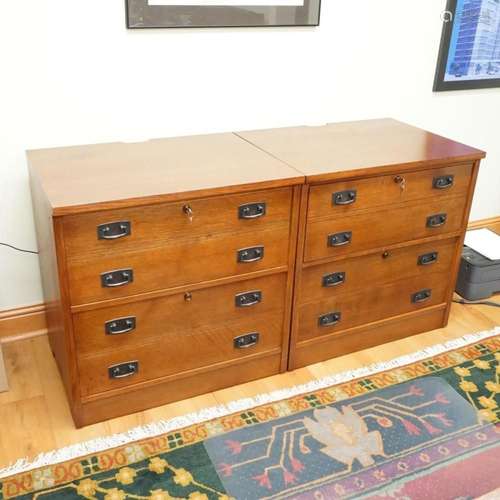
[1,326,499,480]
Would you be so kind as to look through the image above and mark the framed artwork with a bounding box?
[434,0,500,91]
[126,0,321,29]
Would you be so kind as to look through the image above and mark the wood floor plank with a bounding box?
[0,396,56,466]
[0,340,43,405]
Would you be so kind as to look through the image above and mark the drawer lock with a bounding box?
[333,190,357,206]
[239,202,266,219]
[426,213,447,228]
[433,175,454,190]
[328,232,352,247]
[322,272,346,288]
[418,252,438,266]
[97,221,131,240]
[237,246,264,263]
[235,290,262,307]
[234,332,260,349]
[318,312,342,327]
[101,269,134,288]
[109,361,139,379]
[412,289,432,304]
[105,317,136,335]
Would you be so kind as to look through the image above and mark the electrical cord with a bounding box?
[453,298,500,308]
[0,242,39,254]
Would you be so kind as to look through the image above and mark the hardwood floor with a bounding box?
[0,296,498,469]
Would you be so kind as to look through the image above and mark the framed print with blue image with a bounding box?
[434,0,500,91]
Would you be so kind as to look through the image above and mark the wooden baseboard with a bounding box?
[0,215,498,344]
[468,215,500,232]
[0,304,47,344]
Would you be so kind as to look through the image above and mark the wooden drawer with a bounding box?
[293,307,447,369]
[74,273,287,356]
[307,163,472,220]
[63,188,292,259]
[67,226,290,305]
[300,238,457,304]
[78,311,284,397]
[297,272,449,342]
[305,196,466,262]
[79,353,282,425]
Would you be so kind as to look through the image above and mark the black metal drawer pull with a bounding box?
[105,317,136,335]
[433,175,454,190]
[97,221,131,240]
[234,332,260,349]
[426,213,447,228]
[333,190,357,206]
[412,289,432,304]
[239,202,266,219]
[235,290,262,308]
[328,232,352,247]
[109,361,139,379]
[237,246,264,263]
[318,312,342,327]
[322,272,346,288]
[101,269,134,288]
[418,252,438,266]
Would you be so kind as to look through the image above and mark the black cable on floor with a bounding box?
[453,298,500,308]
[0,242,39,254]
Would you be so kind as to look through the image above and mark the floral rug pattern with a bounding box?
[1,334,499,499]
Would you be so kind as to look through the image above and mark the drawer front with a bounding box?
[67,226,290,305]
[308,164,472,219]
[63,188,292,259]
[305,196,466,262]
[79,354,282,425]
[298,273,449,342]
[78,312,284,397]
[300,238,457,304]
[74,273,287,356]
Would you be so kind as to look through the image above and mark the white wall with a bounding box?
[1,0,499,311]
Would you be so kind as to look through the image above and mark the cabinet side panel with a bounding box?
[442,159,481,324]
[29,164,80,415]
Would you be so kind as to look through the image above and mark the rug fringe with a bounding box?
[1,326,499,479]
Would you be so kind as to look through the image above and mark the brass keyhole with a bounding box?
[183,204,194,222]
[394,175,406,191]
[184,292,192,302]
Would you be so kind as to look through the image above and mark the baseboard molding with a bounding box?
[0,304,47,344]
[468,215,500,231]
[0,215,498,344]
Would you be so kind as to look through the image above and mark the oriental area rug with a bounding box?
[1,328,500,500]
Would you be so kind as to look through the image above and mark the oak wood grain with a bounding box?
[27,133,303,216]
[298,273,449,341]
[73,273,287,356]
[307,163,472,219]
[67,224,291,305]
[300,238,457,303]
[62,187,292,258]
[304,195,467,262]
[237,118,485,183]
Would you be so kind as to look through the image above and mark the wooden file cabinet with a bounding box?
[29,133,303,426]
[239,119,484,369]
[29,119,484,426]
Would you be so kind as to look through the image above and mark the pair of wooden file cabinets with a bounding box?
[29,119,485,427]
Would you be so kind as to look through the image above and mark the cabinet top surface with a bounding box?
[237,118,485,182]
[28,132,303,215]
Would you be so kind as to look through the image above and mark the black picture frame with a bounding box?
[126,1,321,29]
[434,0,500,92]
